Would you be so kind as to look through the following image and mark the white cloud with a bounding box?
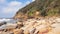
[2,1,23,14]
[25,1,31,5]
[0,0,31,18]
[8,1,22,7]
[0,0,6,3]
[2,1,31,14]
[0,0,5,2]
[32,0,35,1]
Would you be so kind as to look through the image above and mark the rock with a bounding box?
[55,18,60,23]
[29,28,36,34]
[0,21,7,26]
[0,24,17,31]
[0,32,14,34]
[0,17,60,34]
[24,30,29,34]
[38,26,52,34]
[17,22,23,29]
[13,29,23,34]
[47,26,60,34]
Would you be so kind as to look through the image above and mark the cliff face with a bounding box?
[14,0,60,19]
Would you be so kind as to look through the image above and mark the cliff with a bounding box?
[14,0,60,19]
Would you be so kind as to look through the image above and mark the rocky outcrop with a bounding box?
[0,17,60,34]
[21,17,60,34]
[16,17,60,34]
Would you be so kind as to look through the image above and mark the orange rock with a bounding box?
[38,27,52,34]
[24,30,30,34]
[13,29,23,34]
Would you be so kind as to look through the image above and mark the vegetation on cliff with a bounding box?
[14,0,60,19]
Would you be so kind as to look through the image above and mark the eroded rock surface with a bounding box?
[0,17,60,34]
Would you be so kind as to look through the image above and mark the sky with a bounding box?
[0,0,35,18]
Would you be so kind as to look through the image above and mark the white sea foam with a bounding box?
[0,18,10,22]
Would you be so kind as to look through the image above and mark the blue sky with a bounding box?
[0,0,35,18]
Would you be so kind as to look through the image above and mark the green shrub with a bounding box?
[47,8,59,16]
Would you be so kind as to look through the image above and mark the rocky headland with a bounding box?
[0,0,60,34]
